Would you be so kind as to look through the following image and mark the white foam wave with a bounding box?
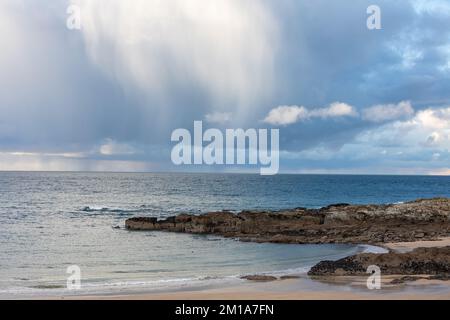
[359,244,389,254]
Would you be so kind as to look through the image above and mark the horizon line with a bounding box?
[0,170,449,177]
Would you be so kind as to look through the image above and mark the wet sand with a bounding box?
[382,237,450,253]
[51,275,450,300]
[43,239,450,300]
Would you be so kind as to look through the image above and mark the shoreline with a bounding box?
[10,243,373,300]
[30,238,450,300]
[381,237,450,253]
[48,274,450,300]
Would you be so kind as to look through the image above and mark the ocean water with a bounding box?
[0,172,449,297]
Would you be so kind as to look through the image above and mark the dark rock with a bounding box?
[308,246,450,276]
[241,275,277,282]
[308,257,366,276]
[125,217,157,230]
[390,273,450,284]
[390,276,424,284]
[414,232,425,238]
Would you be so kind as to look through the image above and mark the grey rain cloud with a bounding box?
[0,0,450,173]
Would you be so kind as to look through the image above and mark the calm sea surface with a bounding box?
[1,172,449,297]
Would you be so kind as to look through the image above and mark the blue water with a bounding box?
[0,172,448,297]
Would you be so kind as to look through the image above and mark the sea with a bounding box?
[1,172,449,298]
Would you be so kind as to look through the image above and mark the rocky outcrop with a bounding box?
[125,198,450,244]
[308,246,450,276]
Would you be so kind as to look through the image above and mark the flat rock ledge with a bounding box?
[125,198,450,244]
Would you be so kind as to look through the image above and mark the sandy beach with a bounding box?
[50,239,450,300]
[382,237,450,253]
[54,275,450,300]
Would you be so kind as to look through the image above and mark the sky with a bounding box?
[1,0,450,174]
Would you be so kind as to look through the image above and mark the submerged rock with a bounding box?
[241,275,278,282]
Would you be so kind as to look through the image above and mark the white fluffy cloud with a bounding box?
[264,101,415,126]
[309,102,358,118]
[263,105,308,126]
[358,107,450,149]
[281,106,450,175]
[263,102,357,126]
[354,107,450,173]
[362,101,415,122]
